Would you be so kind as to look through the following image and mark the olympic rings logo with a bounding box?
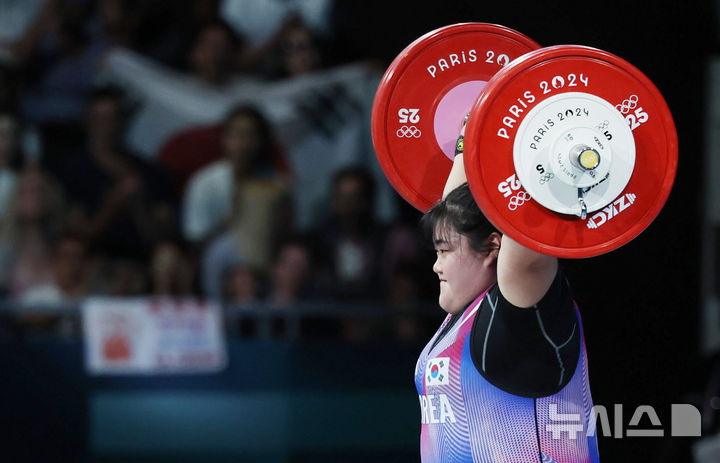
[538,172,554,185]
[596,120,609,131]
[508,191,531,210]
[615,95,639,114]
[396,125,421,138]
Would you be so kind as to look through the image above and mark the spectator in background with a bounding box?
[186,20,241,87]
[21,233,94,305]
[264,22,393,230]
[223,263,263,305]
[12,0,109,124]
[99,10,395,232]
[266,236,314,307]
[0,166,67,300]
[153,20,323,207]
[151,20,249,194]
[276,21,322,79]
[134,0,222,70]
[51,86,173,262]
[182,105,289,242]
[316,166,386,301]
[186,106,290,299]
[227,12,326,79]
[218,0,335,77]
[103,18,244,93]
[97,18,256,160]
[150,240,195,297]
[86,0,140,51]
[219,0,334,57]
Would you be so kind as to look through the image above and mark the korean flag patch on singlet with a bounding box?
[426,357,450,386]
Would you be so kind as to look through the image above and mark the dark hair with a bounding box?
[222,105,272,151]
[421,183,499,253]
[332,166,376,203]
[88,85,124,106]
[86,85,130,123]
[195,19,243,49]
[220,105,276,174]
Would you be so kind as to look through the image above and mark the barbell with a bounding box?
[371,23,677,258]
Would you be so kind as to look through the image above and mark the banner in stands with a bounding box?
[82,298,227,375]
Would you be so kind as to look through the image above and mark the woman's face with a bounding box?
[432,227,496,315]
[190,24,232,84]
[273,244,310,290]
[222,113,262,169]
[283,26,319,77]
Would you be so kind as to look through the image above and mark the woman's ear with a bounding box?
[484,232,502,267]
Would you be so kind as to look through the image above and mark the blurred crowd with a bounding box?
[0,0,439,341]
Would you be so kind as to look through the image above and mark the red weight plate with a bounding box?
[464,45,678,258]
[371,23,540,211]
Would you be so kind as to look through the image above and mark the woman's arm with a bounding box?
[442,116,470,199]
[496,235,557,308]
[442,118,557,308]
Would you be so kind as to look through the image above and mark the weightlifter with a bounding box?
[415,121,601,462]
[373,22,676,462]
